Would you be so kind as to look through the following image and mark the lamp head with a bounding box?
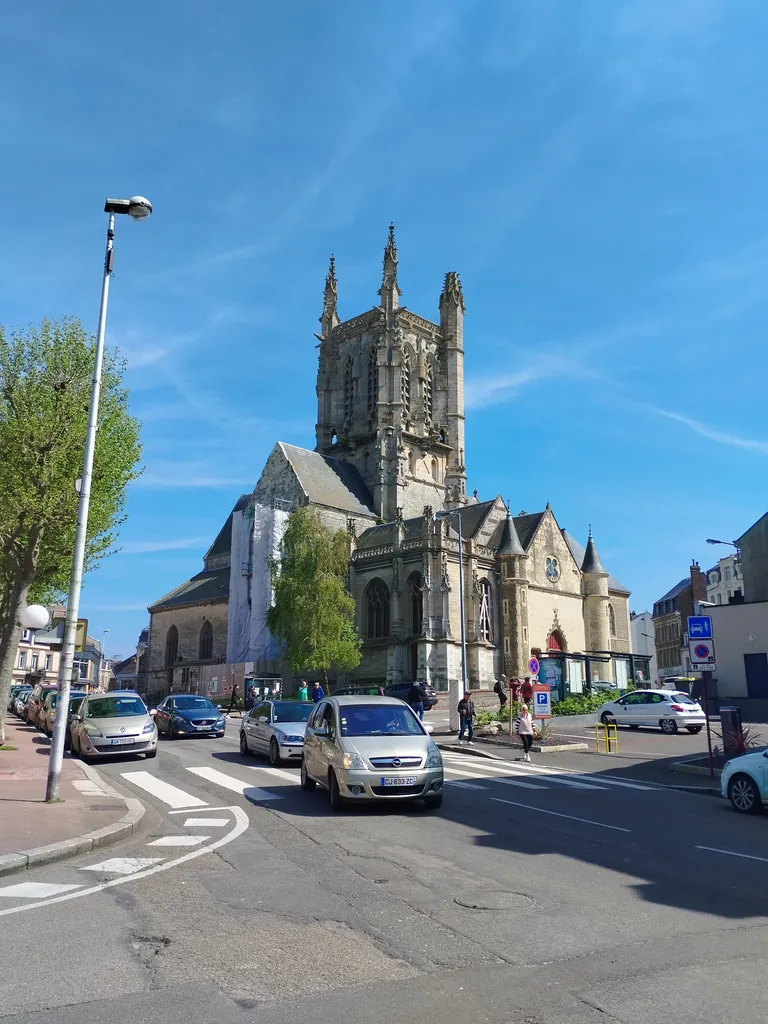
[127,196,152,221]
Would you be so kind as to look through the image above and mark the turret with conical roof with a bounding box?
[581,526,611,663]
[496,508,529,679]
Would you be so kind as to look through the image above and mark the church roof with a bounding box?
[205,494,251,563]
[512,512,545,550]
[278,443,375,517]
[148,566,230,613]
[562,530,630,595]
[496,514,526,557]
[355,518,423,551]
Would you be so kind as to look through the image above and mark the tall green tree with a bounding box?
[0,318,142,741]
[266,506,361,683]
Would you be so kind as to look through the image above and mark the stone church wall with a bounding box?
[609,595,631,653]
[146,601,228,695]
[526,587,586,656]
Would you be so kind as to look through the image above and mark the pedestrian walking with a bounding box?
[493,674,509,709]
[311,681,325,703]
[510,678,521,704]
[409,680,426,720]
[521,677,533,704]
[227,684,240,714]
[457,691,476,745]
[515,702,534,761]
[297,680,309,702]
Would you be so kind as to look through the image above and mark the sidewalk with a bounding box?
[0,718,144,875]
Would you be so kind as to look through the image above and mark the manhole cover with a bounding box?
[454,890,535,911]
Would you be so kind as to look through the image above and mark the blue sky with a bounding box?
[2,1,767,660]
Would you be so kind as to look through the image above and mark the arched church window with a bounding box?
[367,348,378,414]
[608,604,616,637]
[431,457,439,482]
[408,573,423,635]
[366,579,390,639]
[424,361,434,422]
[547,630,565,652]
[165,625,179,667]
[343,357,353,423]
[199,620,213,660]
[478,579,494,642]
[401,352,411,414]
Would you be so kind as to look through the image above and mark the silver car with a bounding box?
[70,691,158,761]
[301,695,444,811]
[240,700,313,765]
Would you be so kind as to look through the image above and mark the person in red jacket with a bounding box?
[521,677,533,704]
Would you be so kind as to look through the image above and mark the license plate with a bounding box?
[380,776,417,787]
[195,725,211,730]
[110,737,135,746]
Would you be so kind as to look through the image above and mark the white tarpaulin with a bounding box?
[226,503,254,664]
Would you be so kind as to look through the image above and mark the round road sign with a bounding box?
[694,643,710,660]
[528,657,540,676]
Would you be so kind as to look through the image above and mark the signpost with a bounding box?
[528,656,540,677]
[689,613,715,777]
[533,683,551,719]
[687,615,713,640]
[689,638,716,671]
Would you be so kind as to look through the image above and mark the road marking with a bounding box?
[443,753,656,792]
[186,766,280,801]
[148,835,210,847]
[445,779,486,790]
[695,845,768,864]
[0,882,83,899]
[168,805,232,815]
[72,780,104,796]
[0,807,249,918]
[492,798,632,832]
[182,817,230,827]
[446,766,545,790]
[121,771,207,809]
[81,857,163,874]
[246,765,300,783]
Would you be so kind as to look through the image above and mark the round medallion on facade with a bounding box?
[545,556,560,582]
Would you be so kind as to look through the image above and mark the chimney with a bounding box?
[690,561,707,603]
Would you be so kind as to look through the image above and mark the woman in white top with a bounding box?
[516,703,534,761]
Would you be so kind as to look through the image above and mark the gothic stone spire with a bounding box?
[581,526,607,576]
[439,270,465,313]
[378,222,401,313]
[321,253,338,320]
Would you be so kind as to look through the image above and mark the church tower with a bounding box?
[314,227,468,521]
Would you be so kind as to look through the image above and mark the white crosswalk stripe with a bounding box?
[445,766,545,790]
[441,753,657,793]
[120,771,207,809]
[186,766,282,801]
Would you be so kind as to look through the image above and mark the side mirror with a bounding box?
[149,709,157,717]
[314,726,328,738]
[424,724,434,735]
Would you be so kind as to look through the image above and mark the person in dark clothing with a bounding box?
[311,681,325,703]
[227,684,239,714]
[457,692,475,745]
[494,675,509,709]
[408,681,426,720]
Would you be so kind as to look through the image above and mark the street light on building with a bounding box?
[46,196,152,803]
[434,509,467,733]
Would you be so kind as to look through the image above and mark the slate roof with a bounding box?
[655,576,690,605]
[355,517,422,551]
[562,531,630,595]
[580,531,607,575]
[148,566,230,613]
[513,512,545,550]
[496,514,525,557]
[205,494,251,562]
[279,443,375,517]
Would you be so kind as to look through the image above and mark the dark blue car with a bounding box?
[153,694,226,739]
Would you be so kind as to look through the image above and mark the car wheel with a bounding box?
[300,758,316,791]
[239,731,249,757]
[687,726,703,734]
[728,774,762,815]
[629,724,640,730]
[424,793,443,810]
[600,711,615,725]
[328,770,344,811]
[145,748,157,759]
[660,718,678,734]
[269,738,282,767]
[168,722,177,740]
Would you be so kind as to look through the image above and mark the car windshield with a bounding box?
[174,696,215,711]
[70,697,85,714]
[85,696,146,718]
[670,693,697,705]
[339,704,423,737]
[271,702,312,723]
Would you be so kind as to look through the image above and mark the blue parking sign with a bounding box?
[687,616,713,640]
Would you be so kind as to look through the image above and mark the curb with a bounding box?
[0,762,145,878]
[437,743,503,760]
[671,761,722,779]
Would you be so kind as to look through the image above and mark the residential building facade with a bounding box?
[652,562,708,682]
[706,553,743,605]
[630,611,657,685]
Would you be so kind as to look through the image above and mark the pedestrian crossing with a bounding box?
[440,752,658,793]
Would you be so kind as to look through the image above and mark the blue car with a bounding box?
[153,694,226,739]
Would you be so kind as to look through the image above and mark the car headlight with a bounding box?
[142,720,156,734]
[172,715,187,724]
[282,735,304,744]
[84,725,103,738]
[426,747,442,768]
[342,752,366,770]
[216,716,226,726]
[723,761,731,771]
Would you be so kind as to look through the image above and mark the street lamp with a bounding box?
[46,196,152,803]
[100,628,110,690]
[434,509,467,734]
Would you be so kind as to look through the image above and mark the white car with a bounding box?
[721,749,768,814]
[597,689,706,734]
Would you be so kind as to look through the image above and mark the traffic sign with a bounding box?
[528,657,540,676]
[533,683,551,719]
[692,662,716,672]
[688,637,715,664]
[687,616,713,640]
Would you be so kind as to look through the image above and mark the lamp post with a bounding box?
[46,196,152,803]
[434,509,467,734]
[100,628,110,690]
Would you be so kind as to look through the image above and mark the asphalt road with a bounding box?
[2,716,767,1024]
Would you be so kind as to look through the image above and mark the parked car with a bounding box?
[14,690,33,718]
[301,695,444,811]
[8,685,31,713]
[26,683,58,729]
[38,690,87,737]
[153,694,226,739]
[331,684,386,697]
[721,749,768,814]
[240,700,313,765]
[69,691,158,762]
[384,681,439,711]
[597,689,705,734]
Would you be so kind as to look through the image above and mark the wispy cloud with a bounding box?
[119,537,209,555]
[652,407,768,455]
